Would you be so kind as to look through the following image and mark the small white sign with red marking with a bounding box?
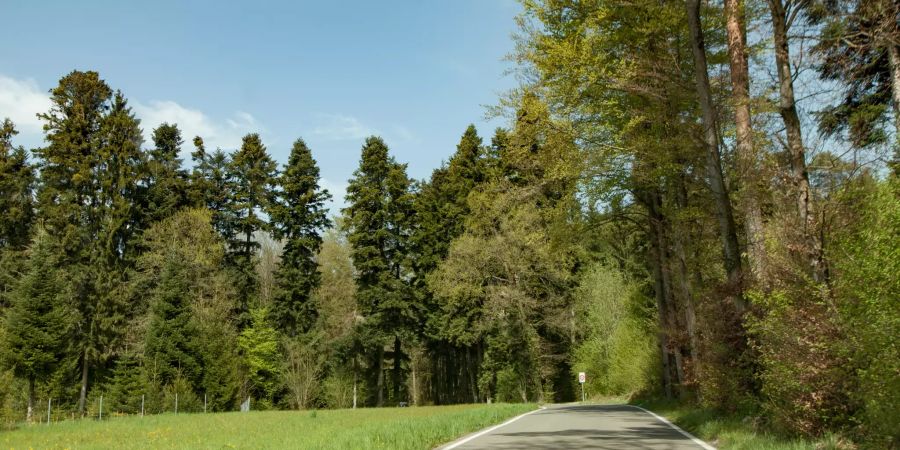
[578,372,586,384]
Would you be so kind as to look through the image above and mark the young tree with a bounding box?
[2,230,71,421]
[268,138,331,336]
[238,307,281,407]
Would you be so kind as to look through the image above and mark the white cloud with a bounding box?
[320,178,348,215]
[134,100,262,154]
[311,113,378,141]
[0,74,52,135]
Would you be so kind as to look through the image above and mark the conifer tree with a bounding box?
[0,119,35,251]
[228,133,278,313]
[268,138,331,335]
[2,229,71,422]
[144,123,188,223]
[343,136,415,406]
[189,137,237,243]
[144,254,201,387]
[34,71,147,414]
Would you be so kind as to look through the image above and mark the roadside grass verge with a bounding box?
[633,399,854,450]
[0,403,536,449]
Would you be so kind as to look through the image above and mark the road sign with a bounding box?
[578,372,586,384]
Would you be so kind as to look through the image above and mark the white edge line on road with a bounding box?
[627,405,716,450]
[440,406,546,450]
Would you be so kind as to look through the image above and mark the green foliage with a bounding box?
[0,119,35,251]
[269,138,331,335]
[143,123,188,223]
[1,230,71,399]
[239,307,282,407]
[832,178,900,445]
[571,263,658,396]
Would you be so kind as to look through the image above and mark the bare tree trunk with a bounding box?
[376,346,384,407]
[887,43,900,135]
[392,335,402,404]
[726,0,768,284]
[674,175,700,366]
[78,349,89,415]
[769,0,823,278]
[27,378,35,423]
[686,0,745,307]
[644,189,674,398]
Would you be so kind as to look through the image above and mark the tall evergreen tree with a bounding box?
[343,136,416,406]
[0,119,35,251]
[144,123,188,223]
[268,138,331,335]
[188,137,237,243]
[1,229,71,422]
[228,133,278,313]
[34,71,146,414]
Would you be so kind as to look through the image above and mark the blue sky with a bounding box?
[0,0,522,210]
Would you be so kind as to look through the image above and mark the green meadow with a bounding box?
[0,403,534,450]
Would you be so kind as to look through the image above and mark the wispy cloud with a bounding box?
[310,113,379,141]
[0,73,262,154]
[134,100,261,154]
[0,74,52,136]
[320,178,349,215]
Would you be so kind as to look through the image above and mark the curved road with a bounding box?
[439,404,715,450]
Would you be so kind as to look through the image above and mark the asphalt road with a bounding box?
[439,404,715,450]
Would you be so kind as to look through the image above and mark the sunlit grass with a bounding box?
[634,399,854,450]
[0,403,535,449]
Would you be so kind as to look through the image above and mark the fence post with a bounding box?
[99,395,103,420]
[175,393,178,415]
[47,398,51,424]
[141,395,145,417]
[204,394,207,413]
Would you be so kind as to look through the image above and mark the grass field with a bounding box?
[634,399,854,450]
[0,403,535,449]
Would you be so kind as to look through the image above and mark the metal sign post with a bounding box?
[578,372,586,402]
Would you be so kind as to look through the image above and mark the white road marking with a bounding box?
[440,406,546,450]
[627,405,717,450]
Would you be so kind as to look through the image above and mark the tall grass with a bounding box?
[0,403,535,449]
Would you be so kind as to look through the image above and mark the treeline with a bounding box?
[0,70,584,424]
[513,0,898,446]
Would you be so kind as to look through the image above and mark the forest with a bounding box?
[0,0,898,447]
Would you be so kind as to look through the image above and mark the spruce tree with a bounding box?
[228,133,278,313]
[144,123,188,223]
[0,119,35,251]
[2,229,70,422]
[189,137,237,243]
[144,253,201,387]
[343,136,416,406]
[268,138,331,335]
[34,71,147,414]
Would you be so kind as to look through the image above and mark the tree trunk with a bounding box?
[725,0,768,284]
[674,175,700,367]
[376,346,384,407]
[643,189,674,398]
[769,0,821,275]
[27,377,35,423]
[887,43,900,138]
[686,0,745,307]
[392,335,402,403]
[78,349,89,415]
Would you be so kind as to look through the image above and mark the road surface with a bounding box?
[439,404,715,450]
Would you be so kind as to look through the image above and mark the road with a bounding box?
[439,404,715,450]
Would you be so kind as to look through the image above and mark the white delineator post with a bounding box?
[578,372,586,402]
